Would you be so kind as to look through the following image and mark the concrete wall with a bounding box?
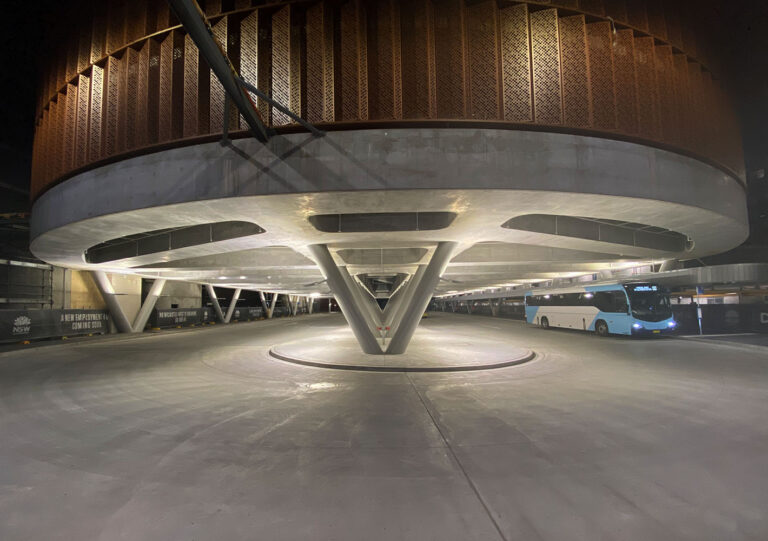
[69,270,106,309]
[154,280,201,309]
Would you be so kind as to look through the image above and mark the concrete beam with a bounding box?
[92,271,134,334]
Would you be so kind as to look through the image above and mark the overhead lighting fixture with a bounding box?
[239,276,246,279]
[218,276,228,280]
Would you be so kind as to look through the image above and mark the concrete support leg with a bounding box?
[337,265,382,335]
[206,284,225,323]
[386,242,458,354]
[307,297,314,314]
[308,244,383,354]
[490,300,499,317]
[224,288,242,323]
[133,279,167,332]
[386,266,426,335]
[92,271,134,334]
[259,291,277,318]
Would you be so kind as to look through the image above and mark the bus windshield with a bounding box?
[626,288,671,322]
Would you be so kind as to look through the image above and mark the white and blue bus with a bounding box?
[524,282,675,336]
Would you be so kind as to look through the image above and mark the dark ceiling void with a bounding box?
[309,212,456,233]
[502,214,692,253]
[85,221,264,263]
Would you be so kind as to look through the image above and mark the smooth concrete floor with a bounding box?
[1,313,767,541]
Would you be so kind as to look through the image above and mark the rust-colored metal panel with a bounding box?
[239,10,259,129]
[77,20,92,74]
[89,64,104,162]
[625,0,648,32]
[369,0,403,119]
[672,54,689,149]
[148,38,161,144]
[107,2,126,53]
[339,1,368,121]
[209,17,227,133]
[75,74,90,168]
[579,0,605,16]
[664,3,682,51]
[122,47,138,151]
[136,43,149,148]
[700,70,714,159]
[105,56,121,156]
[171,31,185,140]
[257,11,272,124]
[235,0,250,10]
[149,2,171,33]
[557,0,578,8]
[67,31,79,82]
[126,0,149,44]
[686,61,702,156]
[530,9,562,125]
[272,6,293,125]
[400,0,436,119]
[90,4,107,64]
[559,15,590,128]
[604,0,627,25]
[64,83,77,172]
[586,21,615,130]
[646,0,666,40]
[184,33,200,137]
[205,0,222,18]
[160,33,174,142]
[681,20,697,60]
[612,28,636,134]
[633,36,658,140]
[306,2,336,123]
[47,100,58,180]
[465,0,500,120]
[500,4,532,122]
[654,45,675,144]
[434,0,467,119]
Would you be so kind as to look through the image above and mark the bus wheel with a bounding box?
[540,317,550,329]
[595,320,609,337]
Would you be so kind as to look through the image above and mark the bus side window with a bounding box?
[612,291,629,313]
[594,292,616,312]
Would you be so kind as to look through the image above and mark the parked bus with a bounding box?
[524,282,675,336]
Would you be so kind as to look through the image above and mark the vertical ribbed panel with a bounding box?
[579,0,605,15]
[239,11,259,130]
[160,33,174,142]
[401,0,435,119]
[136,44,149,148]
[126,0,148,44]
[654,45,675,144]
[147,38,161,145]
[339,1,368,121]
[183,33,199,137]
[626,0,648,32]
[89,65,104,161]
[559,15,590,127]
[123,48,138,151]
[171,32,185,140]
[257,11,273,123]
[634,36,658,139]
[604,0,627,24]
[107,2,125,53]
[646,0,666,40]
[64,84,77,171]
[370,0,403,119]
[586,21,615,130]
[672,54,689,149]
[687,62,703,156]
[531,9,562,124]
[75,74,90,168]
[90,4,107,63]
[77,22,92,73]
[465,0,500,120]
[306,2,335,123]
[434,0,466,119]
[613,28,636,134]
[209,17,228,133]
[272,6,290,125]
[664,3,682,50]
[47,100,57,179]
[500,4,532,122]
[105,56,120,156]
[205,0,222,17]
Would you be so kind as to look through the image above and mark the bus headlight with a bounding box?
[668,321,676,327]
[632,323,642,329]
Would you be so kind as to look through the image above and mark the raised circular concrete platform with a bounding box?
[269,327,535,372]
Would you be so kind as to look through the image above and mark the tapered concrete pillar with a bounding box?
[92,271,134,334]
[307,297,314,314]
[308,244,382,354]
[133,278,167,331]
[386,242,457,354]
[259,291,278,318]
[206,284,225,322]
[387,265,426,334]
[224,288,242,323]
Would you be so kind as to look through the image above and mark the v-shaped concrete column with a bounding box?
[224,288,242,323]
[205,284,225,323]
[385,242,458,354]
[259,291,279,318]
[92,271,167,333]
[308,244,383,354]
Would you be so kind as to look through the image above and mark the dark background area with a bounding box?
[0,1,766,260]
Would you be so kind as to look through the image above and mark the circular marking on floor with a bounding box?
[268,329,535,372]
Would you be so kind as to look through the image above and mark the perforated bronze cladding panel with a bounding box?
[75,74,90,168]
[586,21,615,130]
[183,34,199,138]
[209,17,228,133]
[30,0,746,197]
[89,65,104,162]
[612,28,637,134]
[500,4,532,122]
[559,15,590,128]
[530,9,562,124]
[401,0,435,119]
[633,36,658,139]
[434,0,466,119]
[466,1,500,120]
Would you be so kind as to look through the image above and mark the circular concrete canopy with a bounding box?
[30,128,748,295]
